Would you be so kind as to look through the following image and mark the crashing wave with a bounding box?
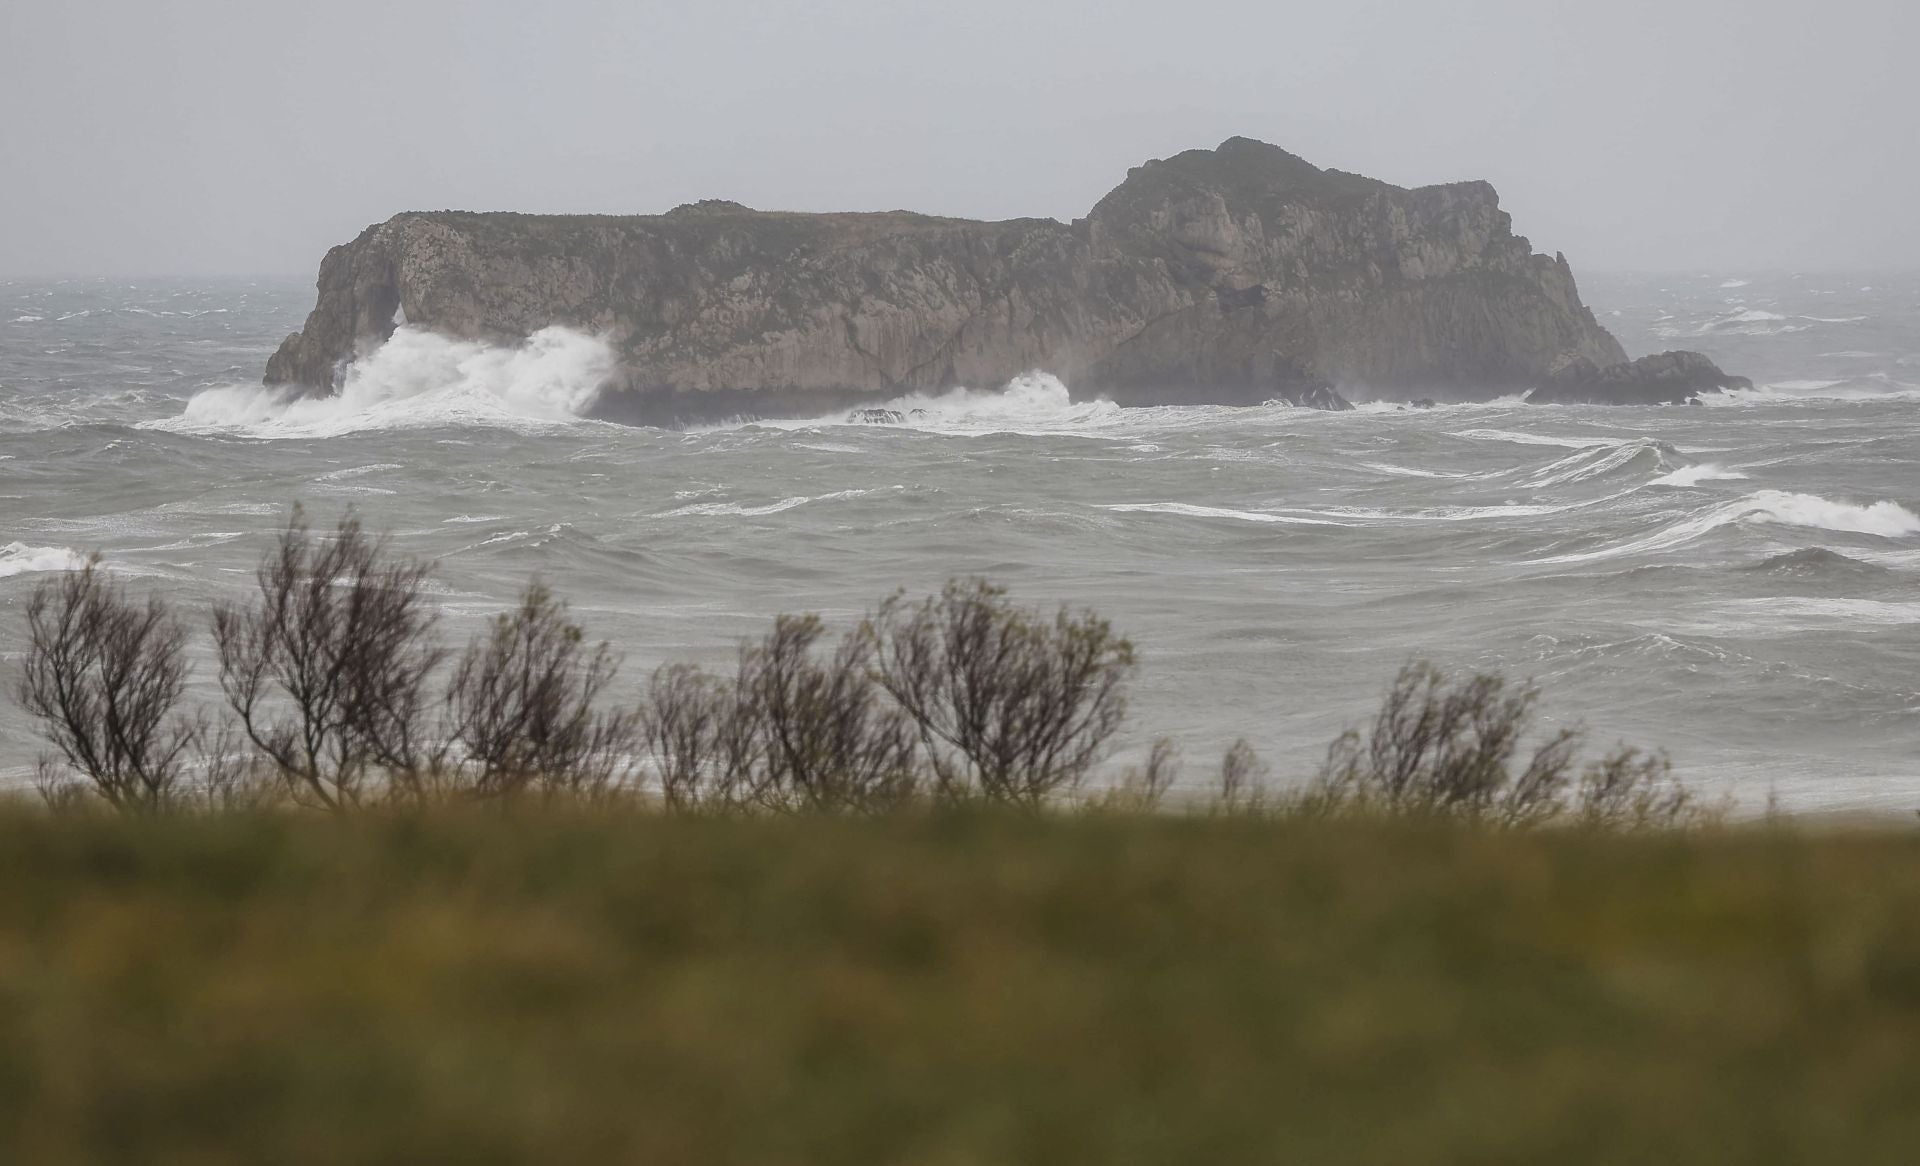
[0,542,88,578]
[148,326,615,438]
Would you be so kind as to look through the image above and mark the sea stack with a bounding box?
[266,137,1730,425]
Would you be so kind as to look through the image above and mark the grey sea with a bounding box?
[3,271,1918,810]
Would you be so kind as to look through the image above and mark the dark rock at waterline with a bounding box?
[849,408,906,425]
[1266,383,1355,411]
[268,137,1632,427]
[1526,350,1753,406]
[1409,398,1438,409]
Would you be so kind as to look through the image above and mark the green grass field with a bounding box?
[1,807,1917,1164]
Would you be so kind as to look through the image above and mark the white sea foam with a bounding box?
[1532,491,1920,564]
[148,326,616,438]
[0,542,87,577]
[1719,279,1751,288]
[1650,463,1749,487]
[720,372,1128,438]
[1672,598,1920,635]
[1654,307,1812,339]
[1517,440,1672,488]
[657,488,875,518]
[1103,502,1349,526]
[1707,377,1920,406]
[317,463,405,481]
[1449,428,1625,450]
[9,315,42,323]
[1303,486,1643,524]
[663,496,813,518]
[1359,461,1458,479]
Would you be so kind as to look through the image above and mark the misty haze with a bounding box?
[3,1,1918,1160]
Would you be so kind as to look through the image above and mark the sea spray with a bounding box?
[153,326,616,438]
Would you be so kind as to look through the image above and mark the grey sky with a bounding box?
[3,0,1913,276]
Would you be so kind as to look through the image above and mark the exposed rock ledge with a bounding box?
[267,137,1703,426]
[1526,351,1754,406]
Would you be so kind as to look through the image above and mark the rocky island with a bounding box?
[266,137,1741,423]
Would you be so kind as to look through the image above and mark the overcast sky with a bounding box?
[3,0,1914,276]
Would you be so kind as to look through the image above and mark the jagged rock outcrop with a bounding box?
[267,137,1654,425]
[1526,350,1754,406]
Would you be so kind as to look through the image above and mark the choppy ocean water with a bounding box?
[3,271,1918,809]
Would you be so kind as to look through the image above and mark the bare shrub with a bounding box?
[1218,738,1268,810]
[738,614,919,813]
[869,578,1136,806]
[212,507,441,810]
[1574,746,1705,829]
[17,560,198,812]
[443,581,638,801]
[1101,736,1181,811]
[195,724,283,812]
[640,662,744,811]
[1305,660,1707,828]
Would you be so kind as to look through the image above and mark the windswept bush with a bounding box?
[13,507,1712,830]
[868,578,1136,805]
[212,507,442,810]
[17,559,198,811]
[640,662,750,812]
[443,581,638,801]
[1217,738,1268,810]
[737,614,919,813]
[1305,660,1712,828]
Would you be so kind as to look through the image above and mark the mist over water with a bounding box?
[4,272,1920,809]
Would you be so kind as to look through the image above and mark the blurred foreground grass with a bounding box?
[1,807,1917,1164]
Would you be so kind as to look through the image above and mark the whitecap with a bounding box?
[1532,490,1920,565]
[317,463,405,481]
[0,542,88,578]
[1307,487,1642,524]
[1517,439,1672,488]
[1449,428,1623,450]
[1102,502,1348,526]
[1650,463,1749,487]
[1358,461,1459,479]
[657,489,873,518]
[717,373,1122,438]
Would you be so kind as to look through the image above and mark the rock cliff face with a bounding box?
[267,137,1640,425]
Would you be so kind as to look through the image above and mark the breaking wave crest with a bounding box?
[149,326,615,438]
[0,542,87,578]
[1650,462,1749,487]
[1516,439,1678,487]
[1534,491,1920,564]
[727,372,1121,436]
